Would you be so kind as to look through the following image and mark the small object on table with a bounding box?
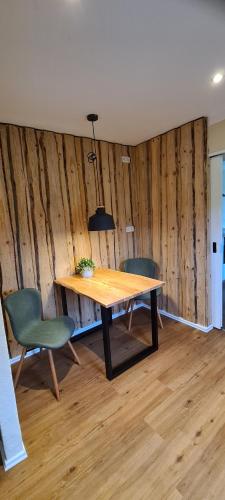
[75,257,95,278]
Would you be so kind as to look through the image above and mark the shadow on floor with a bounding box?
[79,308,153,366]
[13,309,153,392]
[12,345,77,393]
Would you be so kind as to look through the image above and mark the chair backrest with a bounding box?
[4,288,42,342]
[124,258,156,279]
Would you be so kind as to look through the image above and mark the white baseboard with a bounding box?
[70,303,143,338]
[0,441,27,471]
[142,303,213,333]
[10,347,42,366]
[10,302,213,365]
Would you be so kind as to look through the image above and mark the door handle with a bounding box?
[213,242,217,253]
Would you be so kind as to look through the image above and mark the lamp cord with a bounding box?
[91,121,102,207]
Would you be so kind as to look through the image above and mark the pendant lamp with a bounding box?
[87,114,115,232]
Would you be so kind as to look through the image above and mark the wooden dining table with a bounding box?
[55,269,164,380]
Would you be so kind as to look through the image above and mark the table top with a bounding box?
[55,268,164,308]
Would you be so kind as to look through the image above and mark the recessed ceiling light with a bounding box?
[212,72,224,84]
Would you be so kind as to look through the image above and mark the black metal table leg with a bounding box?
[101,290,159,380]
[151,289,158,349]
[61,286,68,316]
[108,307,112,325]
[101,306,113,380]
[59,283,159,380]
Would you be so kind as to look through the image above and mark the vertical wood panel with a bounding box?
[24,128,56,319]
[114,143,127,265]
[160,134,168,311]
[136,142,151,257]
[179,123,195,321]
[150,136,161,270]
[194,118,208,325]
[10,126,37,289]
[166,130,179,315]
[122,145,134,259]
[129,146,138,258]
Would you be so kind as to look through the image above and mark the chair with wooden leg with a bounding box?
[124,258,163,332]
[4,288,80,401]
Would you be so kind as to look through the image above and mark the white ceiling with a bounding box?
[0,0,225,145]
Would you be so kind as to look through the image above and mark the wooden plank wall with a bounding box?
[135,117,208,326]
[0,117,208,356]
[0,125,137,356]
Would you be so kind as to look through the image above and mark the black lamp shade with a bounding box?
[88,207,115,231]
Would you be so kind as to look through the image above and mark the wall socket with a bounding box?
[126,225,135,233]
[121,156,131,164]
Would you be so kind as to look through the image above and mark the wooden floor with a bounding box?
[1,309,225,500]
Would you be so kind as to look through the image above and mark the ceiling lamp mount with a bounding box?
[87,113,98,122]
[87,114,98,164]
[86,114,115,232]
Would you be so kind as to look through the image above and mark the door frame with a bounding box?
[210,154,224,329]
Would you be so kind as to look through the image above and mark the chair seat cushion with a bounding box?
[20,316,74,349]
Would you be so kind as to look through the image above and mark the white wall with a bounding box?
[223,163,225,223]
[209,119,225,155]
[223,161,225,281]
[0,302,27,471]
[209,121,225,283]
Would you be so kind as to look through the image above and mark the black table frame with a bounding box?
[60,286,158,380]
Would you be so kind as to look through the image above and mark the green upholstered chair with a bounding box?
[4,288,80,401]
[123,258,163,331]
